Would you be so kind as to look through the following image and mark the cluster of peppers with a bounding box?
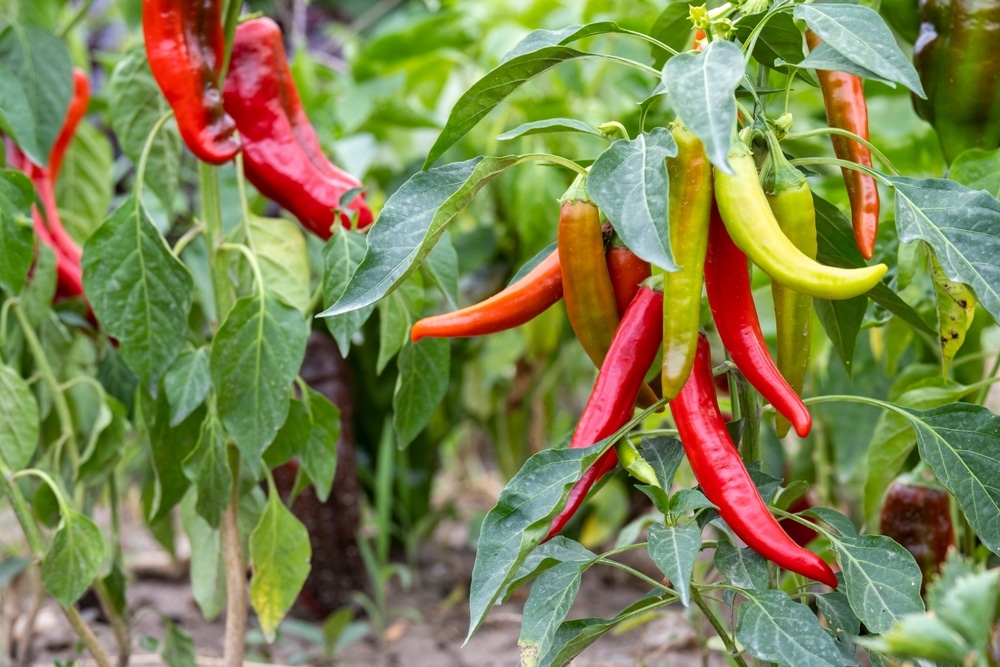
[410,34,889,587]
[6,68,91,303]
[142,0,373,237]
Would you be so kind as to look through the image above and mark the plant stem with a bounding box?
[199,161,246,667]
[691,587,748,667]
[93,578,130,667]
[64,604,113,667]
[11,300,78,469]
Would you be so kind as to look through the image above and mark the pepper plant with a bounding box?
[320,2,1000,667]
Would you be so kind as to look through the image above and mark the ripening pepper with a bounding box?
[913,0,1000,163]
[760,131,816,439]
[224,18,373,237]
[879,475,954,592]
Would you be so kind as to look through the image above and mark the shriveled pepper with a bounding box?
[142,0,241,164]
[545,284,664,541]
[913,0,1000,163]
[879,475,954,592]
[658,122,712,400]
[704,203,812,438]
[559,175,659,407]
[671,334,838,588]
[805,32,880,259]
[223,18,373,238]
[714,141,887,300]
[760,131,816,438]
[605,237,651,317]
[410,249,562,342]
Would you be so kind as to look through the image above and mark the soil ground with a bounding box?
[7,464,728,667]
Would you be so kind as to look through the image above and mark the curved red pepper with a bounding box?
[805,32,880,260]
[223,18,373,238]
[545,285,664,541]
[142,0,241,164]
[672,335,838,588]
[704,205,812,438]
[49,69,90,182]
[410,250,562,341]
[605,241,652,317]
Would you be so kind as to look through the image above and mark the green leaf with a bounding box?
[376,276,422,374]
[797,43,897,87]
[145,389,202,523]
[714,539,769,591]
[420,230,459,309]
[394,337,449,448]
[858,613,973,663]
[54,123,114,244]
[502,537,596,601]
[250,485,312,642]
[661,40,744,173]
[637,436,684,489]
[321,157,534,318]
[182,414,231,528]
[0,170,35,294]
[0,363,39,470]
[499,22,628,63]
[299,387,340,502]
[322,229,374,356]
[82,197,193,382]
[650,1,696,67]
[793,4,925,97]
[467,443,611,641]
[805,506,858,539]
[423,48,594,168]
[949,148,1000,197]
[735,589,842,667]
[210,294,308,467]
[904,403,1000,557]
[647,523,701,606]
[0,64,36,160]
[496,118,607,142]
[78,397,128,484]
[0,24,72,165]
[180,493,226,620]
[830,534,925,633]
[162,348,211,427]
[735,11,805,70]
[931,567,1000,647]
[107,47,180,210]
[816,590,861,638]
[41,509,106,606]
[814,295,866,379]
[263,397,310,470]
[588,128,678,269]
[814,195,933,334]
[160,617,196,667]
[518,560,586,667]
[247,216,311,314]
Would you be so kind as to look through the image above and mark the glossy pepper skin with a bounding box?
[805,32,880,259]
[879,476,954,592]
[142,0,240,164]
[410,250,562,342]
[715,141,887,300]
[672,335,838,588]
[659,123,712,400]
[545,285,664,541]
[605,239,651,317]
[761,132,817,439]
[704,204,812,438]
[913,0,1000,163]
[223,18,373,238]
[558,177,659,407]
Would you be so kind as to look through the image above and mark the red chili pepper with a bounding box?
[672,334,838,588]
[142,0,241,164]
[704,204,812,438]
[805,31,880,260]
[49,68,90,183]
[605,238,651,317]
[410,250,562,342]
[545,284,664,541]
[223,18,373,238]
